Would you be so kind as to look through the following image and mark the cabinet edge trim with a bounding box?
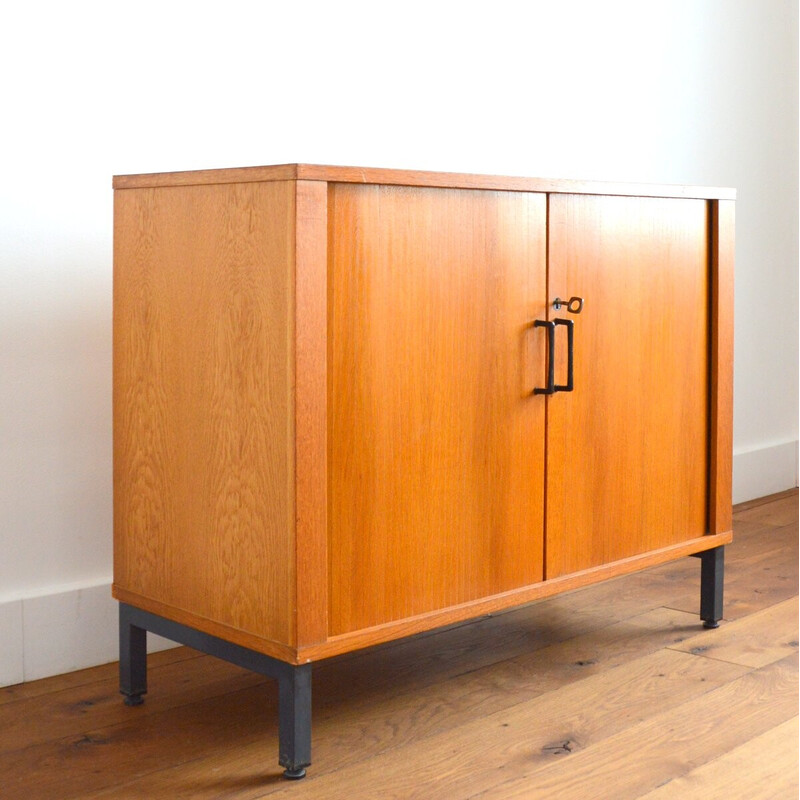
[112,165,736,200]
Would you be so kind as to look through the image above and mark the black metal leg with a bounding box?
[119,604,147,705]
[700,546,725,629]
[118,602,313,779]
[278,664,312,779]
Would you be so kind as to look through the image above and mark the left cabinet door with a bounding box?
[328,184,548,636]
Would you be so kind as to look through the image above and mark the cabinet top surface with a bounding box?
[112,163,736,200]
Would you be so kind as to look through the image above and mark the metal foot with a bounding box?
[699,546,724,628]
[278,663,312,778]
[119,604,147,705]
[123,693,145,706]
[117,602,312,778]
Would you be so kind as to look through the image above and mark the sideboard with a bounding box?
[112,164,734,779]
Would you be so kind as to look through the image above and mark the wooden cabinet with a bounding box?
[112,164,734,778]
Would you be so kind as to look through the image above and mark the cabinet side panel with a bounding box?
[328,184,547,636]
[547,194,710,577]
[113,181,296,647]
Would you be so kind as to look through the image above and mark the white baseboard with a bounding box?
[0,601,24,687]
[733,440,799,504]
[0,582,178,688]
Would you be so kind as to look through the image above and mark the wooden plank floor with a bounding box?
[1,490,797,799]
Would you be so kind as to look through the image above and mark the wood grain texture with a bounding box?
[546,194,711,578]
[636,716,799,800]
[709,200,735,535]
[0,679,284,800]
[263,651,749,800]
[327,183,548,636]
[113,180,297,648]
[733,488,796,516]
[0,654,260,753]
[114,163,736,200]
[668,595,798,668]
[112,164,299,190]
[478,654,798,800]
[294,180,329,650]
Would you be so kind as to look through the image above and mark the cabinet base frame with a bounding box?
[118,603,312,779]
[118,544,725,780]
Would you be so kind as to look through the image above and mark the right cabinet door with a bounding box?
[546,193,711,579]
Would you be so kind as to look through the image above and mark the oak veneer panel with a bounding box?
[114,164,737,201]
[113,180,296,648]
[112,164,299,190]
[546,194,710,578]
[298,165,736,200]
[328,184,547,636]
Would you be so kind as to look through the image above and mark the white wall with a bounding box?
[1,0,797,684]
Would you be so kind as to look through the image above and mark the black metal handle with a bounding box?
[553,318,574,392]
[533,320,555,395]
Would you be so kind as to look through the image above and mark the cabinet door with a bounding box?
[329,184,547,636]
[546,194,710,578]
